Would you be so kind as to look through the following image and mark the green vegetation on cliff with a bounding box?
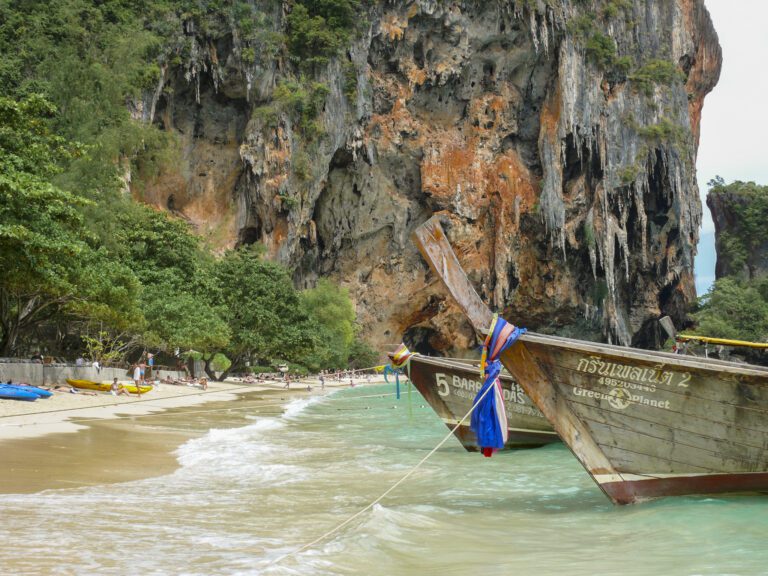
[0,0,375,371]
[693,180,768,350]
[707,179,768,279]
[287,0,361,71]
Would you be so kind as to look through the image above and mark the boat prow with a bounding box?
[408,354,558,450]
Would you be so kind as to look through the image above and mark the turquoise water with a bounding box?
[0,384,767,575]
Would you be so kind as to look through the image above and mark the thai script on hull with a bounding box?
[576,355,691,388]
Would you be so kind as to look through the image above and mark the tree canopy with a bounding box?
[693,277,768,343]
[0,0,377,370]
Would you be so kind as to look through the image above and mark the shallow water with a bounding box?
[0,384,767,575]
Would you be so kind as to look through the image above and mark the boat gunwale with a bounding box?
[520,332,768,377]
[408,354,518,382]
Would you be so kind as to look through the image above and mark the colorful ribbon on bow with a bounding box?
[387,343,414,400]
[472,315,526,457]
[388,343,413,369]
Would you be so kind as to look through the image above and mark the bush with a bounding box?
[287,0,361,72]
[630,59,684,95]
[267,78,330,138]
[693,277,768,343]
[618,164,640,185]
[585,33,617,68]
[347,337,380,369]
[248,365,276,374]
[636,118,688,146]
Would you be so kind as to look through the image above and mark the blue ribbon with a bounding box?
[470,317,526,455]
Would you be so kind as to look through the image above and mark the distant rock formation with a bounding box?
[707,181,768,280]
[134,0,721,354]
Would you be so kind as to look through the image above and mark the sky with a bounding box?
[694,0,768,294]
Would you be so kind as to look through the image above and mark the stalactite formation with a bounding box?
[134,0,721,354]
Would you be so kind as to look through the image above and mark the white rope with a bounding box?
[266,378,495,568]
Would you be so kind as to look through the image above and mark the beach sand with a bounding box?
[0,375,385,493]
[0,376,368,442]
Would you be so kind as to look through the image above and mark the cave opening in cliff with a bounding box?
[562,133,583,184]
[403,327,443,357]
[237,223,261,247]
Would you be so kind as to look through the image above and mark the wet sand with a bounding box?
[0,389,307,493]
[0,376,383,494]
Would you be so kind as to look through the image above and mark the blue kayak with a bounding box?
[1,384,53,399]
[0,385,39,401]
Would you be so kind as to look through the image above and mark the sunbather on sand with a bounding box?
[52,385,98,396]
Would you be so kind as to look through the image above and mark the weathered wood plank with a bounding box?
[567,396,768,457]
[594,432,753,475]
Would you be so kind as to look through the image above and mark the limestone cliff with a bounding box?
[133,0,721,355]
[707,181,768,281]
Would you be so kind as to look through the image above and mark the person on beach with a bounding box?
[111,378,129,397]
[133,364,142,387]
[319,373,325,390]
[92,359,101,373]
[283,376,291,389]
[52,384,97,395]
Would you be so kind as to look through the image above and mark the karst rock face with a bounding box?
[707,186,768,281]
[136,0,721,355]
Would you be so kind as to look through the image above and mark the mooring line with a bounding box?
[265,381,494,568]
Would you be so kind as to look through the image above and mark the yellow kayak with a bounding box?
[66,379,152,394]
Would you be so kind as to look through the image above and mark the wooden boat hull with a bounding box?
[414,215,768,504]
[510,333,768,503]
[66,379,152,394]
[408,355,558,450]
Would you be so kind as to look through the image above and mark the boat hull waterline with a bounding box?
[408,355,558,450]
[414,215,768,504]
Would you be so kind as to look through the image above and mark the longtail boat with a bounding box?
[407,354,558,450]
[414,215,768,504]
